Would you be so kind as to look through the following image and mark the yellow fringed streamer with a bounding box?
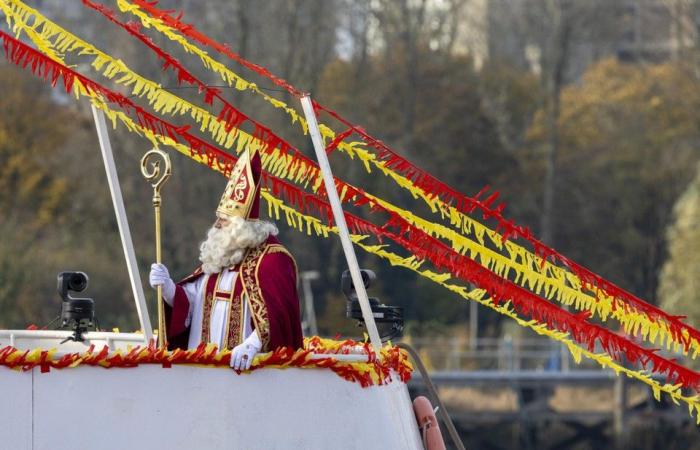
[330,135,700,356]
[109,0,700,360]
[1,0,250,149]
[363,191,699,357]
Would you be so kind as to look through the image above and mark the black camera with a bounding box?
[341,269,376,300]
[341,269,403,342]
[58,271,89,301]
[57,271,95,342]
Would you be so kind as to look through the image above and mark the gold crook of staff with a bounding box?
[141,148,172,349]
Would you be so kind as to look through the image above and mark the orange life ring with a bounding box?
[412,396,446,450]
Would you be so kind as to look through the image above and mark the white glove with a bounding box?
[149,263,176,305]
[230,331,262,371]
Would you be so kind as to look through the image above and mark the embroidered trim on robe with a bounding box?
[199,273,220,344]
[225,289,244,349]
[240,244,271,351]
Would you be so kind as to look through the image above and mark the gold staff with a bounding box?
[141,149,172,348]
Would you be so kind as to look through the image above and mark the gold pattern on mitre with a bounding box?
[217,150,257,219]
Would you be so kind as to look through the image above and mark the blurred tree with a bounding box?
[516,0,622,245]
[6,0,700,341]
[526,58,700,301]
[0,68,71,230]
[658,162,700,327]
[0,65,114,327]
[477,61,541,156]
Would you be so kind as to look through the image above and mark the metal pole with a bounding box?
[614,374,628,446]
[300,95,383,353]
[91,106,153,344]
[469,298,478,351]
[561,342,570,372]
[300,270,319,337]
[156,203,164,346]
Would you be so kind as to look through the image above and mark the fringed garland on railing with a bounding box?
[0,338,412,387]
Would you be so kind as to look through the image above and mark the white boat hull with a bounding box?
[1,354,423,449]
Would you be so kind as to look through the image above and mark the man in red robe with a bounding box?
[148,149,303,370]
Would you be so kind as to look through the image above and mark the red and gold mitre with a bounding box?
[217,148,262,220]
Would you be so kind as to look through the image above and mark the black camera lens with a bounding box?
[58,271,89,301]
[341,269,376,299]
[67,272,88,292]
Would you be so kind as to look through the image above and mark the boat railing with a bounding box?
[0,330,372,362]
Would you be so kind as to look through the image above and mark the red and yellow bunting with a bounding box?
[98,0,700,362]
[0,24,697,394]
[0,338,413,387]
[112,0,700,359]
[10,0,677,373]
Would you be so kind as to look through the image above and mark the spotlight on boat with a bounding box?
[57,271,95,343]
[341,269,403,342]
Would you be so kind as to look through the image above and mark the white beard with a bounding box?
[199,217,278,274]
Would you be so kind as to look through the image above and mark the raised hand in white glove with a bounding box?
[230,330,262,371]
[149,263,176,305]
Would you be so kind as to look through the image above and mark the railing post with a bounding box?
[614,374,628,447]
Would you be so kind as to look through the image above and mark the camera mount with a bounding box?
[56,271,95,343]
[341,269,404,342]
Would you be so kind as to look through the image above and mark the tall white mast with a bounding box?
[91,106,153,344]
[300,95,383,353]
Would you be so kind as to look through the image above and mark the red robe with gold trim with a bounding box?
[165,236,303,352]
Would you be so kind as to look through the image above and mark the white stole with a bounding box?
[181,268,252,350]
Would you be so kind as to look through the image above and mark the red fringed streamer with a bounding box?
[126,0,700,349]
[265,176,700,389]
[0,29,244,171]
[371,223,700,390]
[312,109,700,351]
